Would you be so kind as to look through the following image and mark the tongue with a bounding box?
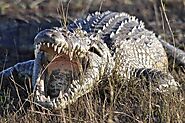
[46,56,80,98]
[47,55,78,75]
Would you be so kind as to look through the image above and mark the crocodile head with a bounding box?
[32,27,113,110]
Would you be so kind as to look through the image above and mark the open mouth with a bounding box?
[33,29,91,109]
[39,43,87,97]
[32,28,110,110]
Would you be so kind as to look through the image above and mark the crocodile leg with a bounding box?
[133,68,179,92]
[0,60,34,83]
[0,60,34,99]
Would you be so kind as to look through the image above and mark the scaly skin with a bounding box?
[32,27,113,109]
[0,11,184,111]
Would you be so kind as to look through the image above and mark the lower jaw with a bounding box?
[33,53,87,109]
[34,74,82,110]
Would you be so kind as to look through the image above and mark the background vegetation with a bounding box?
[0,0,184,122]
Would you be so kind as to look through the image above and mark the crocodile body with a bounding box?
[0,11,184,111]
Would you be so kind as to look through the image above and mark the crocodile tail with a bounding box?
[159,39,185,68]
[133,68,179,92]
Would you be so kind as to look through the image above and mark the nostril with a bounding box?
[41,33,52,38]
[51,33,57,37]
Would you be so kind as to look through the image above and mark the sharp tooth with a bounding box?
[63,96,67,102]
[73,80,77,85]
[36,44,41,50]
[59,91,63,98]
[64,47,68,54]
[65,43,69,49]
[57,97,62,103]
[47,43,50,47]
[36,90,40,96]
[70,84,74,88]
[63,93,69,101]
[36,96,40,101]
[40,79,45,92]
[40,95,44,102]
[47,96,51,102]
[63,49,67,55]
[71,84,78,92]
[64,93,68,96]
[52,99,57,108]
[64,49,68,54]
[73,87,77,93]
[77,51,80,56]
[62,48,66,53]
[54,45,58,51]
[57,46,62,54]
[79,52,84,58]
[73,80,80,89]
[60,44,64,49]
[60,46,64,52]
[68,88,74,96]
[98,30,102,33]
[69,52,74,61]
[76,83,81,89]
[110,32,114,38]
[52,44,55,47]
[55,98,59,104]
[73,44,77,51]
[70,91,74,97]
[103,25,106,30]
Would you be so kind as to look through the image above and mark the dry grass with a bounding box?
[0,73,184,122]
[0,0,185,122]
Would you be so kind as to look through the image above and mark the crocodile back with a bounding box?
[68,11,168,72]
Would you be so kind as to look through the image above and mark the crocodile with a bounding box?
[0,11,185,111]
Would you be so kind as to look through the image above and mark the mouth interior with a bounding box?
[46,54,80,97]
[38,44,86,100]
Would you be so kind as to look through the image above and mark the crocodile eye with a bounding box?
[89,47,102,57]
[86,39,91,45]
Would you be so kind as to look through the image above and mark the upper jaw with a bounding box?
[34,28,91,60]
[32,28,92,110]
[34,28,68,58]
[34,28,66,45]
